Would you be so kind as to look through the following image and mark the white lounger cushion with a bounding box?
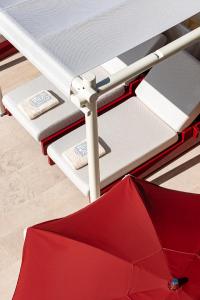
[136,51,200,132]
[3,34,167,141]
[48,97,178,196]
[3,67,124,141]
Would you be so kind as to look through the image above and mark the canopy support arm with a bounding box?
[71,26,200,202]
[71,73,100,202]
[99,26,200,93]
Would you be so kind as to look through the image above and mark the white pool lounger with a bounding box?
[48,98,178,196]
[47,51,200,197]
[2,34,166,142]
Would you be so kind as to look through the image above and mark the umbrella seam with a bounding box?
[31,228,133,264]
[131,249,163,266]
[163,248,199,256]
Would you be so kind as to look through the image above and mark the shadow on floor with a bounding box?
[0,56,26,72]
[151,154,200,185]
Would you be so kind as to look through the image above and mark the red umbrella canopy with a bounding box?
[13,176,200,300]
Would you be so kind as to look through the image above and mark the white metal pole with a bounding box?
[82,73,100,202]
[71,74,101,201]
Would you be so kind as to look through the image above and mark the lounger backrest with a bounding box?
[102,34,167,74]
[135,51,200,132]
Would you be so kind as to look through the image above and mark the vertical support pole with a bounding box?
[82,72,100,202]
[85,100,101,202]
[0,87,6,117]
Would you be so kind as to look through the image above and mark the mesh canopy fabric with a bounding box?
[0,0,200,95]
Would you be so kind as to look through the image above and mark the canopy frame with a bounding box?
[1,24,200,201]
[71,26,200,201]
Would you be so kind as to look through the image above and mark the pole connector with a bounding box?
[71,72,98,115]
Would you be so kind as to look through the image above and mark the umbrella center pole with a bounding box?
[71,73,101,202]
[168,277,189,291]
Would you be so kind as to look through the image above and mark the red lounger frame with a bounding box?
[0,40,18,61]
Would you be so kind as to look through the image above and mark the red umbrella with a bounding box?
[13,175,200,299]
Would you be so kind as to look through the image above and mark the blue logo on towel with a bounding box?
[30,92,52,108]
[74,142,87,157]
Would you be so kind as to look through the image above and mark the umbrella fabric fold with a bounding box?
[13,176,200,300]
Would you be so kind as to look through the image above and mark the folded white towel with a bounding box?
[63,140,106,170]
[18,90,60,120]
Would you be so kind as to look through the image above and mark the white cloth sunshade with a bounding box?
[47,51,200,196]
[0,0,200,96]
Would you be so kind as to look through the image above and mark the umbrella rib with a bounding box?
[131,249,163,266]
[33,228,132,264]
[130,287,169,297]
[182,252,200,279]
[163,248,198,256]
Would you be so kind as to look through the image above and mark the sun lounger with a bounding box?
[2,34,166,150]
[47,51,200,197]
[48,97,178,196]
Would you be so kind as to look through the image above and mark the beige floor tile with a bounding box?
[0,142,40,176]
[0,54,39,94]
[0,261,20,300]
[0,171,35,214]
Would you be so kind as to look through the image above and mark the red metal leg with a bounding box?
[193,121,200,139]
[4,108,12,116]
[0,41,18,61]
[48,156,55,166]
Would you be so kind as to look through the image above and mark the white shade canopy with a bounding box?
[0,0,200,95]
